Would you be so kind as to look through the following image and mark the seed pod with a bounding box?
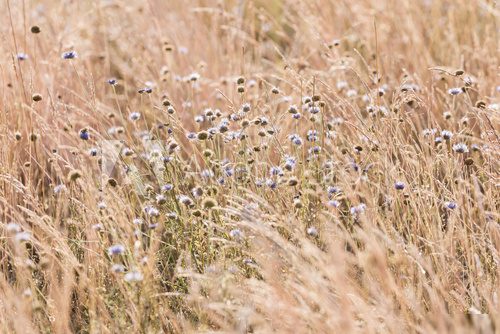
[68,169,82,182]
[197,131,209,140]
[202,197,217,209]
[107,178,117,187]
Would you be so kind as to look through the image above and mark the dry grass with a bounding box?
[0,0,499,333]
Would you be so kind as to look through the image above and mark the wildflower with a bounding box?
[138,87,152,94]
[266,179,277,189]
[201,169,214,179]
[288,134,303,146]
[167,212,178,219]
[327,200,340,208]
[178,195,194,206]
[394,181,405,190]
[189,72,200,81]
[308,106,320,114]
[156,194,166,205]
[61,51,77,59]
[435,136,443,144]
[145,206,160,217]
[422,128,437,136]
[292,113,301,119]
[346,89,357,97]
[124,269,144,282]
[229,229,242,239]
[448,87,463,95]
[53,184,66,194]
[133,218,143,225]
[224,166,234,177]
[191,187,203,197]
[79,128,89,140]
[288,105,298,114]
[441,130,453,140]
[241,103,251,113]
[452,143,468,153]
[444,201,458,210]
[284,156,297,171]
[293,198,303,209]
[6,222,21,233]
[15,231,31,243]
[306,226,318,237]
[350,203,366,216]
[108,244,125,256]
[97,201,107,210]
[306,130,318,142]
[270,166,284,177]
[92,223,103,231]
[327,186,341,198]
[89,148,98,156]
[17,53,28,61]
[336,81,348,90]
[111,264,125,273]
[107,78,118,85]
[129,112,141,121]
[309,146,321,154]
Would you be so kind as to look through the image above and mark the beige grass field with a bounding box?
[0,0,499,332]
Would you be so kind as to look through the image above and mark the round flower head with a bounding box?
[111,264,125,273]
[441,130,453,140]
[15,231,31,243]
[350,203,366,216]
[107,78,118,86]
[306,226,318,237]
[229,229,242,239]
[79,128,89,140]
[6,222,21,233]
[161,183,174,192]
[448,87,463,95]
[452,143,469,153]
[17,53,28,61]
[53,184,67,194]
[133,218,143,225]
[308,106,320,114]
[129,112,141,121]
[108,244,125,256]
[124,269,144,282]
[328,200,340,208]
[394,181,405,190]
[89,148,98,156]
[62,50,78,59]
[327,186,341,196]
[444,201,458,210]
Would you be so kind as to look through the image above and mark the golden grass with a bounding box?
[0,0,499,332]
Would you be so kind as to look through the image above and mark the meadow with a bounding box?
[0,0,499,332]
